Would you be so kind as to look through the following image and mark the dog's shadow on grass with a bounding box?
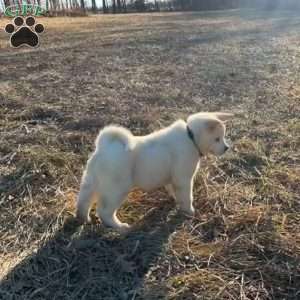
[0,200,183,299]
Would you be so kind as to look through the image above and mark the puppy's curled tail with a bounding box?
[95,125,134,151]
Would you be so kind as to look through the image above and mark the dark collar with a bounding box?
[187,125,203,157]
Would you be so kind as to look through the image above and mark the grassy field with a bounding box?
[0,10,300,299]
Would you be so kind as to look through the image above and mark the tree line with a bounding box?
[1,0,299,15]
[0,0,239,14]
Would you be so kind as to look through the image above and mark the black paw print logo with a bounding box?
[5,16,44,48]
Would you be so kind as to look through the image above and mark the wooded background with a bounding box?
[0,0,299,17]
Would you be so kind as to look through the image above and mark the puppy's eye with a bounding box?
[215,137,220,142]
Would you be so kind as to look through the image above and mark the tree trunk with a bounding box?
[122,0,127,12]
[91,0,97,11]
[74,0,80,8]
[112,0,116,13]
[51,0,56,11]
[102,0,107,13]
[4,0,10,8]
[180,0,185,10]
[80,0,85,9]
[117,0,121,12]
[60,0,65,11]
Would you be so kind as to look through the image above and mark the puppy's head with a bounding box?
[187,112,233,156]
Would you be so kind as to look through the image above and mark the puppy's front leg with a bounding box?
[175,180,195,216]
[96,189,130,233]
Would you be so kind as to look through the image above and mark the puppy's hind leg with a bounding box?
[97,188,130,233]
[76,172,96,223]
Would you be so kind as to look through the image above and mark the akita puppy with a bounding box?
[76,112,233,232]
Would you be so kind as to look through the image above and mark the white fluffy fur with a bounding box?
[76,112,233,232]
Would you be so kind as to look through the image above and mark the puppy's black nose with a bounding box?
[224,145,229,152]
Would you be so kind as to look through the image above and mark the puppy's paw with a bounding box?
[180,206,195,217]
[117,222,131,234]
[75,211,91,225]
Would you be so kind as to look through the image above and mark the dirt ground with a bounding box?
[0,9,300,300]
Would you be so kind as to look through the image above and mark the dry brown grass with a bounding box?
[0,9,300,300]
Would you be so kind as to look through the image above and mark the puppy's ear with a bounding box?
[213,112,234,122]
[205,119,219,131]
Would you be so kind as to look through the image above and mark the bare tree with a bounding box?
[112,0,116,13]
[4,0,10,8]
[91,0,97,11]
[102,0,107,12]
[117,0,121,12]
[0,0,5,11]
[80,0,84,9]
[122,0,127,12]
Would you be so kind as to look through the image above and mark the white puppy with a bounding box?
[76,112,233,232]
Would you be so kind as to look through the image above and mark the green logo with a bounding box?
[4,4,46,17]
